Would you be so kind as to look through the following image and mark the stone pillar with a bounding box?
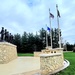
[0,42,17,64]
[40,53,63,75]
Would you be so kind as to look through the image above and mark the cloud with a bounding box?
[0,0,75,44]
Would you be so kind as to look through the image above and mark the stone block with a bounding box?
[0,42,17,64]
[40,53,64,75]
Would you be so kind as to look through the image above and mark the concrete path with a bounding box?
[0,57,40,75]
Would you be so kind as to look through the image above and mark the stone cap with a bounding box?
[54,48,63,50]
[40,53,62,57]
[0,42,17,47]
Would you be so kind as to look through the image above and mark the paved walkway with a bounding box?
[0,57,70,75]
[0,57,40,75]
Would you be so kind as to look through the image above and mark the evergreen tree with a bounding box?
[47,28,59,48]
[66,42,73,51]
[21,32,28,53]
[34,32,43,51]
[27,33,35,53]
[12,28,64,53]
[13,33,22,53]
[53,28,59,48]
[39,28,46,49]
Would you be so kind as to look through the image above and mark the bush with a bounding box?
[73,47,75,52]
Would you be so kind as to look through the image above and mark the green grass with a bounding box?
[18,53,34,56]
[56,52,75,75]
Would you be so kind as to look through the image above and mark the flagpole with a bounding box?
[49,8,52,49]
[56,4,61,48]
[65,40,67,51]
[46,24,48,47]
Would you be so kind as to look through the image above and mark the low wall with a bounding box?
[34,52,41,57]
[40,53,63,75]
[34,48,63,57]
[0,42,17,64]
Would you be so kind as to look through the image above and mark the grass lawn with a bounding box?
[56,52,75,75]
[18,53,34,56]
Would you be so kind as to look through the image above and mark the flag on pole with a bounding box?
[56,4,60,17]
[57,10,60,17]
[47,26,50,32]
[49,8,53,48]
[56,4,61,48]
[50,13,54,18]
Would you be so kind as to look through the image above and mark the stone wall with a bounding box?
[0,42,17,64]
[34,52,41,57]
[40,53,63,75]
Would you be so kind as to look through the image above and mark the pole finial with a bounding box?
[56,4,58,8]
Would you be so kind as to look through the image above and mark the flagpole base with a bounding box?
[46,46,52,50]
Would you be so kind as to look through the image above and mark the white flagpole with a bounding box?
[49,8,52,49]
[56,4,61,48]
[46,24,48,47]
[65,40,67,51]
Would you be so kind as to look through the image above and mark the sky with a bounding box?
[0,0,75,44]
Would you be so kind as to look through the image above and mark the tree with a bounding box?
[39,28,46,49]
[27,33,35,53]
[34,32,43,51]
[73,44,75,52]
[12,28,64,53]
[66,42,73,51]
[47,28,59,48]
[13,33,22,53]
[21,32,28,53]
[52,28,59,48]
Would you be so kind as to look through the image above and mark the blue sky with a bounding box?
[0,0,75,44]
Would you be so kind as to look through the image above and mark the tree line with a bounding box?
[12,28,75,53]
